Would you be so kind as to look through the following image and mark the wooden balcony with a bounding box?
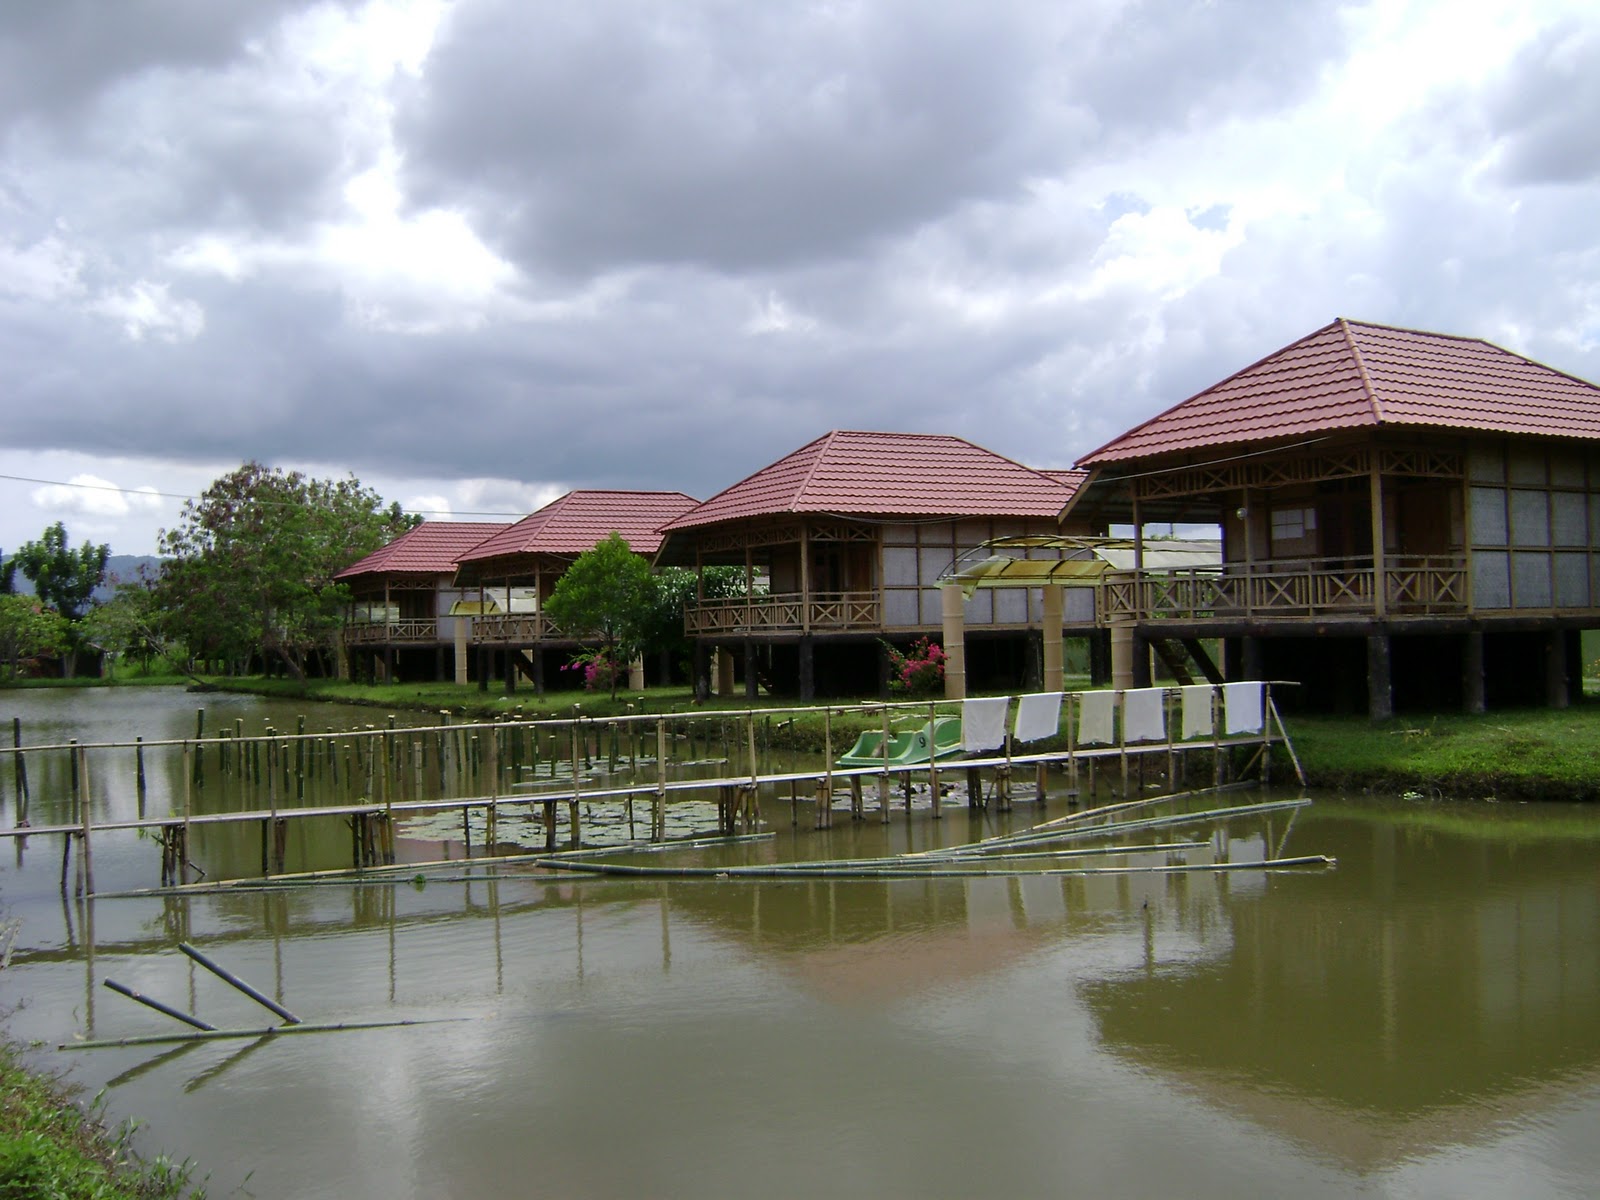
[472,613,559,643]
[1102,556,1468,623]
[684,591,881,635]
[343,620,440,645]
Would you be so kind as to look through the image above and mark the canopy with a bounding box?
[938,536,1222,596]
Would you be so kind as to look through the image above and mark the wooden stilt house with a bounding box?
[452,490,699,693]
[655,430,1097,698]
[1064,318,1600,715]
[336,521,509,683]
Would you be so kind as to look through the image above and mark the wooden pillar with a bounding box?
[716,647,735,696]
[694,642,711,701]
[1463,630,1486,714]
[1241,635,1263,681]
[1370,460,1388,618]
[533,645,545,696]
[454,617,470,685]
[1089,629,1111,685]
[1367,633,1394,720]
[1545,630,1570,710]
[1130,631,1151,688]
[940,584,967,700]
[1110,620,1135,691]
[744,639,758,701]
[1041,585,1064,692]
[799,636,815,700]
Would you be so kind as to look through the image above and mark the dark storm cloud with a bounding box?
[395,0,1351,278]
[0,1,327,131]
[1484,19,1600,184]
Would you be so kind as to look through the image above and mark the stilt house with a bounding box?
[453,490,699,692]
[337,521,509,683]
[655,430,1096,697]
[1063,318,1600,715]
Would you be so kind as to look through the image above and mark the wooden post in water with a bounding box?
[77,745,93,897]
[11,718,28,826]
[928,702,941,821]
[486,727,499,856]
[654,718,668,842]
[135,737,147,817]
[193,709,205,790]
[817,708,834,831]
[181,741,193,885]
[878,707,892,824]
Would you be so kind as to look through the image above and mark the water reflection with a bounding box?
[7,689,1600,1196]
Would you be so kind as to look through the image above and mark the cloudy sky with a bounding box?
[2,0,1598,557]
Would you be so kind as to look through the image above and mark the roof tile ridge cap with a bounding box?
[790,428,843,513]
[1075,318,1347,465]
[1339,317,1386,425]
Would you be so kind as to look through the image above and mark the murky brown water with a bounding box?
[3,688,1598,1198]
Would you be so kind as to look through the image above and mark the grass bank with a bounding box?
[0,1037,202,1198]
[1281,703,1600,802]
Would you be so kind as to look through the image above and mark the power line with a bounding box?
[0,471,531,519]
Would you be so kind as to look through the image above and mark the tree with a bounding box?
[80,573,171,678]
[637,565,754,677]
[0,594,67,679]
[156,462,418,681]
[13,522,109,675]
[14,522,108,620]
[542,533,655,699]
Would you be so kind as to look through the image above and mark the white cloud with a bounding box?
[89,281,205,342]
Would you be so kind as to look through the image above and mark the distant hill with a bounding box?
[6,555,163,603]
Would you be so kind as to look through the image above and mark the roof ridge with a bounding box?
[1076,319,1346,465]
[791,430,841,511]
[1338,317,1386,425]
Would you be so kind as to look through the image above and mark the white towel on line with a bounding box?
[1223,681,1264,735]
[1013,692,1063,743]
[1181,685,1216,740]
[1077,690,1115,746]
[1122,687,1167,743]
[962,696,1010,753]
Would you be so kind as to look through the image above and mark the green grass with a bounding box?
[1281,703,1600,801]
[0,1039,203,1199]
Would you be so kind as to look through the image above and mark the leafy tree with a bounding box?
[156,462,418,681]
[14,522,108,620]
[12,522,109,675]
[0,594,67,679]
[637,566,754,675]
[543,532,655,699]
[80,572,171,678]
[0,549,14,594]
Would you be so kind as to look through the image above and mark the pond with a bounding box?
[2,688,1598,1198]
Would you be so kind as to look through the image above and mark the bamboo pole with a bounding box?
[179,942,301,1024]
[103,979,215,1030]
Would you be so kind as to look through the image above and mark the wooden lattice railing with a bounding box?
[1102,556,1468,621]
[683,591,881,634]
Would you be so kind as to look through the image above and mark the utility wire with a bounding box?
[0,471,530,519]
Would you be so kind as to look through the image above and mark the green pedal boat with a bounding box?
[836,715,964,768]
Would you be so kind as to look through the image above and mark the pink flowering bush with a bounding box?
[561,649,623,692]
[884,637,946,694]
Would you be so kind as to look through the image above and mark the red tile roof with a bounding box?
[1078,319,1600,465]
[336,522,508,580]
[662,431,1078,532]
[458,490,699,562]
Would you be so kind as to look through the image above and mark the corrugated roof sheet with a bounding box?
[1078,319,1600,465]
[335,522,509,580]
[662,431,1078,532]
[458,490,699,562]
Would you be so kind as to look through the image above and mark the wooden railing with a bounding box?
[683,591,881,634]
[472,613,560,643]
[1102,556,1468,621]
[343,620,440,645]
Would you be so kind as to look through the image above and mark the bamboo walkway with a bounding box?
[0,684,1303,895]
